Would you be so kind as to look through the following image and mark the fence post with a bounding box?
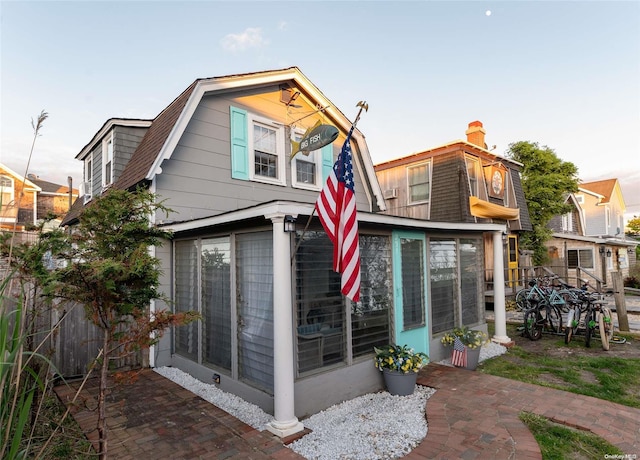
[611,271,629,332]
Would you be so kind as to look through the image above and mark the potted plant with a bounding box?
[441,326,488,370]
[373,344,429,396]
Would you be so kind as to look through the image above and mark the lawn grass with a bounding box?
[482,321,639,458]
[519,412,625,459]
[482,323,640,408]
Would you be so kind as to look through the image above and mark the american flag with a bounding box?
[315,128,361,302]
[451,337,467,368]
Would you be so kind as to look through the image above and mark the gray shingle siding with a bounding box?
[430,153,474,222]
[510,168,532,231]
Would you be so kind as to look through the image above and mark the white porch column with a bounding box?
[492,230,511,344]
[265,214,304,438]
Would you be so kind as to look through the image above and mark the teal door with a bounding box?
[392,231,429,356]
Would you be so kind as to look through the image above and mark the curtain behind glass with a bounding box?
[401,238,425,329]
[460,238,481,325]
[201,237,232,370]
[175,240,199,360]
[351,235,392,358]
[430,239,457,334]
[236,232,274,393]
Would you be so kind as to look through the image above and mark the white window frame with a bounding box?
[0,175,15,206]
[464,155,483,198]
[248,114,286,186]
[561,212,573,232]
[291,127,322,191]
[575,194,584,204]
[406,161,432,205]
[84,154,93,203]
[102,133,114,187]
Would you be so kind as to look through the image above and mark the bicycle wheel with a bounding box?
[564,306,580,344]
[599,307,613,351]
[548,305,563,334]
[585,310,596,348]
[524,309,543,341]
[515,289,531,312]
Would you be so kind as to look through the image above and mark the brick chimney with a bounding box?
[465,120,486,148]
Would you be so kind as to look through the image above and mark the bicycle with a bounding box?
[584,301,614,350]
[523,296,567,341]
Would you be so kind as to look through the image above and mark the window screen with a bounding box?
[201,237,232,370]
[174,240,199,360]
[236,232,274,392]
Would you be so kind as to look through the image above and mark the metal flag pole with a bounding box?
[290,101,368,265]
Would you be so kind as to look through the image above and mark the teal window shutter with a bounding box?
[230,106,249,180]
[321,144,334,181]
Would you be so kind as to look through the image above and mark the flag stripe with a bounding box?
[315,129,361,302]
[451,337,467,368]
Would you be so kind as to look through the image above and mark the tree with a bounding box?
[506,141,580,265]
[50,188,198,459]
[627,215,640,237]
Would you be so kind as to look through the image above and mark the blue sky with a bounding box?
[1,0,639,218]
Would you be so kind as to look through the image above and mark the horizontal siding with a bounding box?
[155,88,371,222]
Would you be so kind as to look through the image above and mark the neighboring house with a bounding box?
[546,179,636,288]
[374,121,533,293]
[62,67,510,437]
[579,179,626,238]
[0,163,78,232]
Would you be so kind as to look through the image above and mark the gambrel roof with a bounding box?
[114,68,384,207]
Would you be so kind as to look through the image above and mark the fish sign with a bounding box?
[291,120,339,159]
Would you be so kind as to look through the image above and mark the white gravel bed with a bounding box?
[154,342,507,459]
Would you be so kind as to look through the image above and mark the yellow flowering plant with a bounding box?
[440,326,487,349]
[373,344,429,374]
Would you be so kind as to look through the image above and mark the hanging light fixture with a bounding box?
[284,215,296,233]
[606,249,612,257]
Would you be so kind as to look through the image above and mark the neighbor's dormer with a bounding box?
[75,119,152,202]
[374,121,531,231]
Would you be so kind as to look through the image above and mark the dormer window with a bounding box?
[407,161,431,204]
[102,134,114,187]
[465,156,481,197]
[83,154,93,203]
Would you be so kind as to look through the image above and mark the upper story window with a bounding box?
[83,154,93,202]
[407,161,431,204]
[249,115,285,186]
[575,194,584,204]
[561,212,573,232]
[465,156,481,197]
[0,175,14,206]
[291,128,323,191]
[230,106,286,186]
[102,134,114,187]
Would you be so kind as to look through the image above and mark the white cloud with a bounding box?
[278,20,287,31]
[220,27,268,52]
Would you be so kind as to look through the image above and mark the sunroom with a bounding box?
[154,200,508,435]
